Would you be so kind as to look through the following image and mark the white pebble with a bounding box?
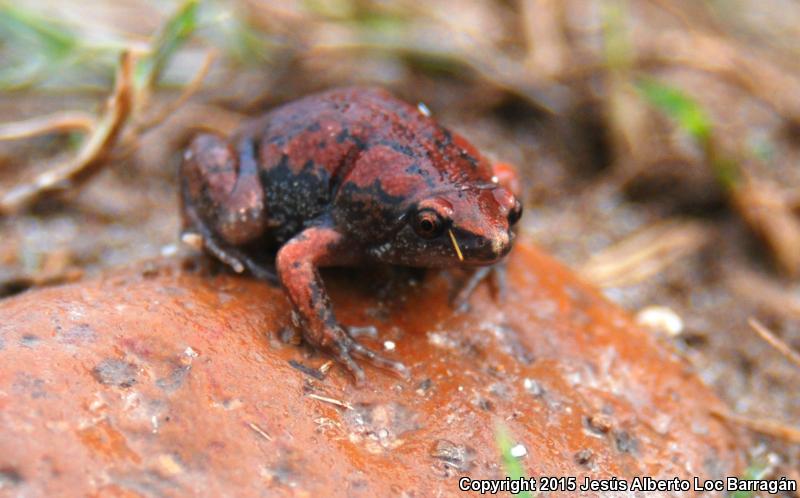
[510,444,527,458]
[417,102,432,117]
[180,232,204,250]
[636,305,684,336]
[161,244,178,257]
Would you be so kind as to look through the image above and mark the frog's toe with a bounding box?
[316,323,407,383]
[451,294,472,314]
[347,325,379,338]
[349,340,410,380]
[335,348,366,385]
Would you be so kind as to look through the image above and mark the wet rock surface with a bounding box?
[0,243,743,497]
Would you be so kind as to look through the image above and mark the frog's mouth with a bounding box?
[450,227,515,265]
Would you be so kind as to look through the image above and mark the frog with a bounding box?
[180,87,522,383]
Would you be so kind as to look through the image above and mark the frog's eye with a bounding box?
[508,199,523,226]
[413,209,445,239]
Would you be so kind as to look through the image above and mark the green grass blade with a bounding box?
[636,77,740,189]
[0,1,78,58]
[134,0,199,90]
[495,424,534,498]
[729,458,770,498]
[636,78,712,145]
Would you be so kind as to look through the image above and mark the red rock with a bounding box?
[0,243,743,497]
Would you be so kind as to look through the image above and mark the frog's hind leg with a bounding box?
[181,191,278,283]
[180,133,278,284]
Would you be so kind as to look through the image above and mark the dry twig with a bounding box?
[0,51,134,215]
[731,179,800,277]
[710,406,800,444]
[134,49,217,135]
[727,268,800,321]
[579,219,713,288]
[306,393,354,410]
[112,49,217,162]
[748,318,800,369]
[247,421,273,441]
[0,111,95,142]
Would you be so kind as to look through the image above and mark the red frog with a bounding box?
[180,87,522,382]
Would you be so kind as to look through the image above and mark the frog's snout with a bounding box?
[463,227,513,263]
[491,230,511,257]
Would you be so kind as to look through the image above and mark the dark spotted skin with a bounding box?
[180,87,522,383]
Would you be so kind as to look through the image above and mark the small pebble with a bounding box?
[523,378,544,396]
[417,102,431,117]
[180,232,204,250]
[510,444,527,458]
[636,306,684,336]
[161,244,179,257]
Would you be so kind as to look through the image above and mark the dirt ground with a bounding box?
[1,0,798,485]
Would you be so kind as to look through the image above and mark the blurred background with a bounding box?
[0,0,798,482]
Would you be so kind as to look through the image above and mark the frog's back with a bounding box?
[251,86,493,187]
[241,87,493,246]
[247,86,429,177]
[236,88,419,243]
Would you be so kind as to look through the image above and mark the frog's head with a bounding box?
[369,182,522,268]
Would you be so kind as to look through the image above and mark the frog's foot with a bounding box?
[182,228,278,284]
[450,263,508,313]
[317,325,409,384]
[181,196,278,284]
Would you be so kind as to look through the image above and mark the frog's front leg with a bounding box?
[181,133,277,283]
[451,263,508,312]
[276,225,409,383]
